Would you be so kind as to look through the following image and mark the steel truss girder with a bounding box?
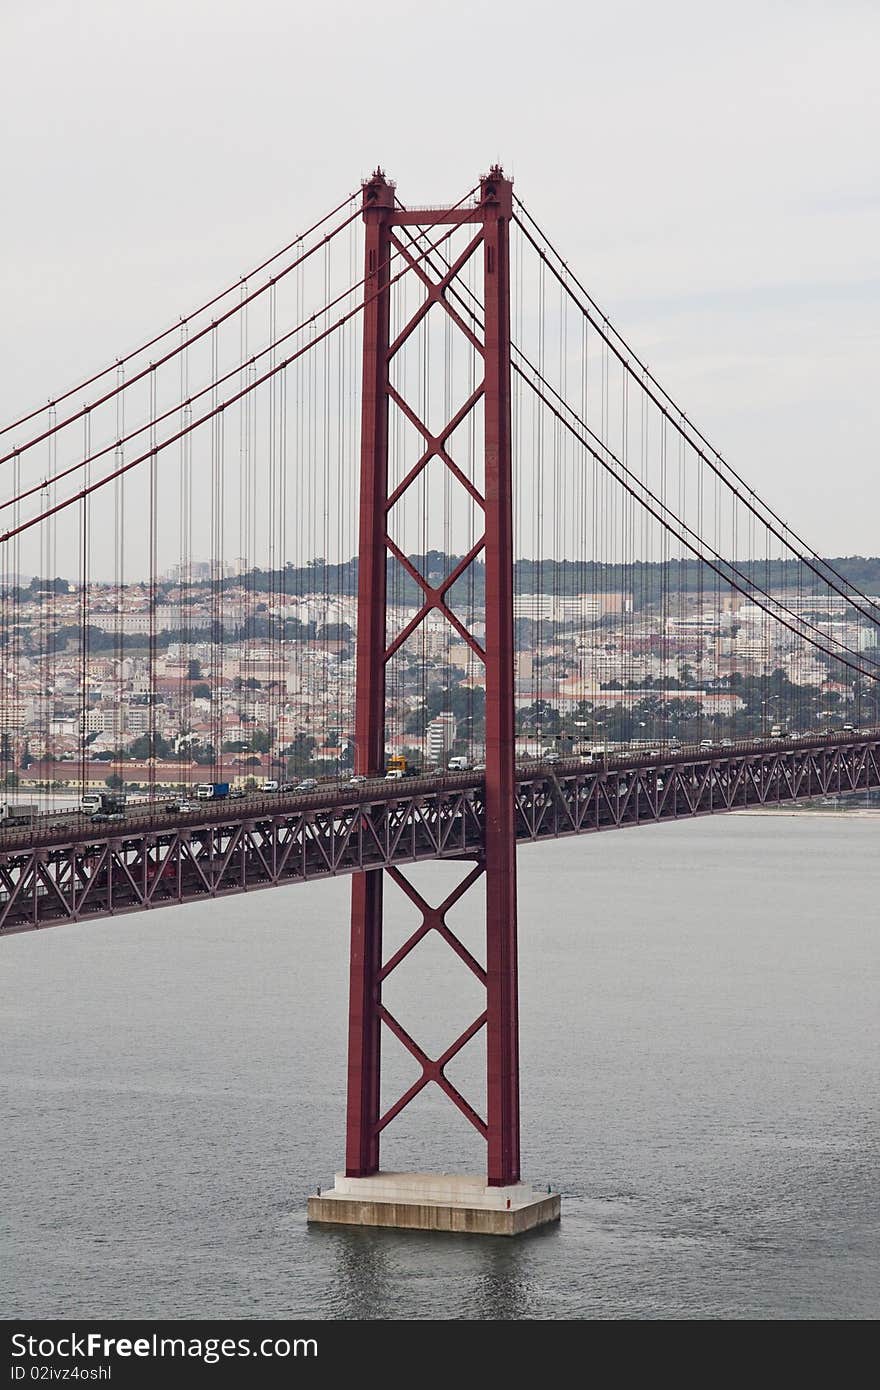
[0,788,484,936]
[511,739,880,840]
[3,737,880,938]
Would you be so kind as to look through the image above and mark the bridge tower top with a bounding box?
[480,165,513,216]
[361,167,396,212]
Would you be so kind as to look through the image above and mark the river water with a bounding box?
[1,813,877,1320]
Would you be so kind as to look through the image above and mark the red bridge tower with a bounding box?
[310,168,558,1234]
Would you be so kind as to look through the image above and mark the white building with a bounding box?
[426,712,457,763]
[514,593,630,623]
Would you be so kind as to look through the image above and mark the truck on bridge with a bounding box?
[0,802,38,826]
[385,755,418,780]
[80,791,127,816]
[195,781,230,800]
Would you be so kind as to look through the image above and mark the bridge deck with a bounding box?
[1,731,878,936]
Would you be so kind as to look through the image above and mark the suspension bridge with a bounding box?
[2,167,878,1233]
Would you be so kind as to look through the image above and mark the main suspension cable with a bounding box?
[516,366,880,684]
[391,216,874,674]
[0,191,360,440]
[512,197,880,629]
[0,215,471,543]
[0,206,362,470]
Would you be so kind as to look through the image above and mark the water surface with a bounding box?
[1,814,877,1319]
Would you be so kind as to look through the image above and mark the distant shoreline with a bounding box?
[735,806,879,818]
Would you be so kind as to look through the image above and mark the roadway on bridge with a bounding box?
[2,727,878,853]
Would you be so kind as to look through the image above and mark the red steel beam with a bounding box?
[479,168,520,1185]
[346,170,395,1177]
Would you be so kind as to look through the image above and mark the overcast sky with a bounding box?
[1,0,878,558]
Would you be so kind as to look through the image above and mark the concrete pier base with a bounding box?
[307,1171,561,1236]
